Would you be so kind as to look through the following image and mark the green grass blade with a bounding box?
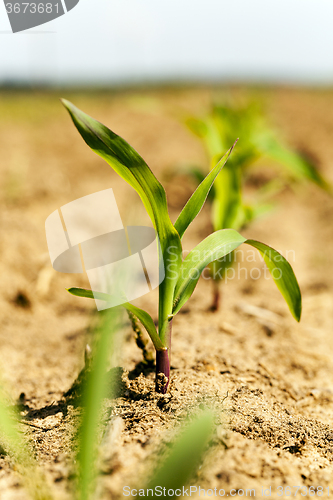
[67,287,165,351]
[245,240,302,321]
[77,309,120,500]
[174,143,237,239]
[172,229,246,315]
[62,100,182,344]
[145,412,214,498]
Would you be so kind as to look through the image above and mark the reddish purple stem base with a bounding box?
[211,281,221,312]
[155,349,170,394]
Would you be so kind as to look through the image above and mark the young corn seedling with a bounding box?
[62,100,302,394]
[186,101,330,310]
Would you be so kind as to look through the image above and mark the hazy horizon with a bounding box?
[1,0,332,86]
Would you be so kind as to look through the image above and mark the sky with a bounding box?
[0,0,333,85]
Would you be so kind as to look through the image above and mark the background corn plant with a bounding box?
[185,101,331,310]
[62,100,302,395]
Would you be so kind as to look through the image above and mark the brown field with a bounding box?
[1,86,333,499]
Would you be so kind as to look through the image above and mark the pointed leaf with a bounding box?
[245,240,302,321]
[67,287,98,300]
[62,100,182,343]
[67,287,165,350]
[174,142,237,239]
[61,100,179,241]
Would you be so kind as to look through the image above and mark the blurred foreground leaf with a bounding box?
[145,412,214,498]
[77,308,121,500]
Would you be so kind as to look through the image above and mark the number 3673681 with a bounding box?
[5,3,60,14]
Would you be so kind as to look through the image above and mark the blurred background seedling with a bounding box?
[184,100,331,310]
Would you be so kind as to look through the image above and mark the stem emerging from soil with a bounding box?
[155,319,172,394]
[155,349,170,394]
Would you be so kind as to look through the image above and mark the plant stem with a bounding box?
[211,280,221,312]
[155,349,170,394]
[155,319,172,394]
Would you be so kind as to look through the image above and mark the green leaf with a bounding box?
[173,229,246,315]
[174,142,237,239]
[212,162,243,231]
[123,303,166,351]
[145,412,214,497]
[61,99,179,242]
[62,99,160,227]
[245,240,302,322]
[67,287,112,301]
[172,232,302,322]
[259,136,331,192]
[67,287,165,351]
[62,100,182,345]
